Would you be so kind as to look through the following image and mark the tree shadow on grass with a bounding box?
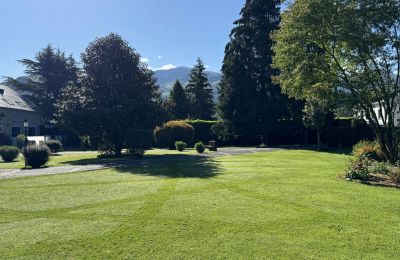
[61,154,222,179]
[114,154,222,179]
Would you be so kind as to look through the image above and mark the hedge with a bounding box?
[184,120,219,144]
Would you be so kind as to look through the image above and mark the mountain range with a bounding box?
[154,66,221,98]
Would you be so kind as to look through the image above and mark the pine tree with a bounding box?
[218,0,286,141]
[6,44,79,122]
[185,58,215,120]
[168,80,189,119]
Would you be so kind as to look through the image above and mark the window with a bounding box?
[11,127,20,137]
[28,127,35,136]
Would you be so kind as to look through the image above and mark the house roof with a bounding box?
[0,84,38,112]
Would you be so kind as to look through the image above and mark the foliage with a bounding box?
[194,141,205,154]
[344,157,370,181]
[369,161,390,175]
[16,134,26,149]
[125,129,153,157]
[303,99,330,150]
[167,80,189,119]
[56,33,163,156]
[218,0,293,141]
[174,141,187,152]
[45,139,63,153]
[6,45,78,122]
[352,140,383,161]
[23,144,51,168]
[0,146,20,162]
[0,133,12,146]
[273,0,400,161]
[185,58,215,120]
[154,121,194,149]
[185,120,218,143]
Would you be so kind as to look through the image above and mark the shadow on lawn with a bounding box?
[115,154,222,179]
[62,154,222,179]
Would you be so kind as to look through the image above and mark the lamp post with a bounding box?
[23,119,28,168]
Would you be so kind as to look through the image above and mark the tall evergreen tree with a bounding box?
[218,0,287,141]
[185,58,215,120]
[168,80,189,119]
[6,44,79,122]
[56,33,163,156]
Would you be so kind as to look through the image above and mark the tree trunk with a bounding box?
[317,128,321,151]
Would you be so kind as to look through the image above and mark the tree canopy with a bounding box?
[56,33,163,155]
[273,0,400,160]
[167,80,189,119]
[6,45,78,122]
[218,0,290,141]
[185,58,215,120]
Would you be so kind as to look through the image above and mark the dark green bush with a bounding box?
[194,142,205,154]
[125,129,153,157]
[154,121,194,149]
[16,134,26,149]
[0,146,20,162]
[23,144,51,168]
[175,141,187,152]
[185,120,218,143]
[45,139,63,153]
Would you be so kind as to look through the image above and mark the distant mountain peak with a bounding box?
[154,66,221,98]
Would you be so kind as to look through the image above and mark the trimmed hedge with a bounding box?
[194,142,205,154]
[154,121,194,149]
[175,141,187,152]
[45,139,63,153]
[185,120,218,144]
[23,144,51,168]
[0,146,20,162]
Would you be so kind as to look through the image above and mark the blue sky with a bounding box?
[0,0,248,78]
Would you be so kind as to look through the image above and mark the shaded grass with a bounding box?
[1,150,400,259]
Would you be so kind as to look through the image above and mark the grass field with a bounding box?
[1,150,400,259]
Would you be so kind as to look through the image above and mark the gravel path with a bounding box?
[0,147,281,180]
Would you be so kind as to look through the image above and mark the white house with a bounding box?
[363,102,400,127]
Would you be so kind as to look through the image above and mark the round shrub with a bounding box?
[344,157,370,181]
[16,134,26,149]
[45,139,63,153]
[0,146,20,162]
[194,142,205,154]
[23,144,51,169]
[154,121,194,149]
[175,141,187,152]
[352,140,383,161]
[125,129,153,157]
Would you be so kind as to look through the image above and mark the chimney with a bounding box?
[0,88,4,97]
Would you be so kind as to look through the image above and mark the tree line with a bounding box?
[5,0,400,160]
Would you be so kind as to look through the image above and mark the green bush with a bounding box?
[175,141,187,152]
[16,134,26,149]
[23,144,51,168]
[194,142,205,154]
[369,161,390,175]
[0,146,20,162]
[154,121,194,149]
[352,140,383,161]
[125,129,153,157]
[185,120,218,143]
[344,157,370,181]
[45,139,63,153]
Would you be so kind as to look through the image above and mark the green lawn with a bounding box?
[1,150,400,259]
[0,149,205,169]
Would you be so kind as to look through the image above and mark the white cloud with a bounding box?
[156,64,177,71]
[140,57,150,63]
[204,65,210,69]
[157,56,163,59]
